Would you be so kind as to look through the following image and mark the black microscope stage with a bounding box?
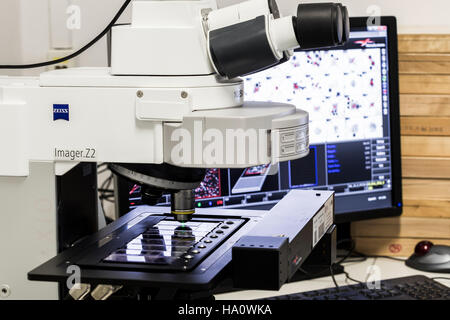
[28,206,261,291]
[28,190,335,294]
[79,216,246,272]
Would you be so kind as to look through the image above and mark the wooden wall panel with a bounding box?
[402,205,450,219]
[353,237,450,257]
[401,117,450,136]
[399,61,450,74]
[402,157,450,178]
[353,34,450,256]
[403,199,450,209]
[399,53,450,62]
[403,179,450,202]
[401,136,450,157]
[398,34,450,53]
[399,54,450,74]
[400,94,450,116]
[399,75,450,94]
[352,217,450,239]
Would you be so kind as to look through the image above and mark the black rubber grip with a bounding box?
[209,15,279,79]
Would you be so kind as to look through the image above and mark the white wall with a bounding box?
[0,0,130,76]
[0,0,50,76]
[222,0,450,34]
[0,0,449,76]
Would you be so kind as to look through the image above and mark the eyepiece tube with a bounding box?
[208,1,350,78]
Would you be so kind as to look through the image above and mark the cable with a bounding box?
[0,0,131,69]
[353,250,407,262]
[336,239,367,265]
[375,256,407,262]
[329,264,340,290]
[336,240,405,263]
[98,168,115,219]
[336,239,357,264]
[342,270,364,284]
[432,277,450,281]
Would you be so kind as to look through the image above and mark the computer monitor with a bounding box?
[115,17,402,224]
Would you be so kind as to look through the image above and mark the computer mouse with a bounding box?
[405,241,450,273]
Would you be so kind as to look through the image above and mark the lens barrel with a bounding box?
[171,189,196,223]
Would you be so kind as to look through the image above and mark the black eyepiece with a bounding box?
[294,3,350,50]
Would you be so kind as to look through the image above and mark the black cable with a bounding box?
[376,256,407,262]
[99,173,114,215]
[0,0,131,69]
[98,168,110,174]
[337,239,403,263]
[336,239,367,265]
[329,264,340,290]
[353,250,407,262]
[432,277,450,281]
[336,239,357,264]
[339,256,367,263]
[342,270,364,284]
[298,239,404,289]
[98,188,114,193]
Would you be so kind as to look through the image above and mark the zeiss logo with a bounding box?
[53,104,69,121]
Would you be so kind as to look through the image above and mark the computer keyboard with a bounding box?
[263,275,450,300]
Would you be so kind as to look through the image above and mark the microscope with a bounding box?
[107,0,349,223]
[0,0,349,299]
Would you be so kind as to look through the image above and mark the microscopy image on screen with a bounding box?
[243,164,270,176]
[244,48,383,144]
[194,168,222,199]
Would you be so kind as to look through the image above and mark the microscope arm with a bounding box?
[0,71,307,176]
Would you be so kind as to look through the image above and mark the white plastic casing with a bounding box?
[207,0,299,72]
[112,0,300,77]
[269,15,299,54]
[0,68,309,175]
[207,0,272,31]
[111,0,217,75]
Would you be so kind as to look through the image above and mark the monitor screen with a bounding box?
[121,18,402,223]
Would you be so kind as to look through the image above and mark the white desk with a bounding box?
[214,258,450,300]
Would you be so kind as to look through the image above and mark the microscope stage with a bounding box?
[103,220,222,266]
[28,206,260,290]
[28,191,334,292]
[85,216,245,272]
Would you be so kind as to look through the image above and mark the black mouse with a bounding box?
[406,241,450,273]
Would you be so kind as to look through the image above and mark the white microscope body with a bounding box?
[0,0,348,299]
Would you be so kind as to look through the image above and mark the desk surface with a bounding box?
[214,257,450,300]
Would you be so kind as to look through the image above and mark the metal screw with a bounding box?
[0,285,11,298]
[137,90,144,98]
[181,91,188,99]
